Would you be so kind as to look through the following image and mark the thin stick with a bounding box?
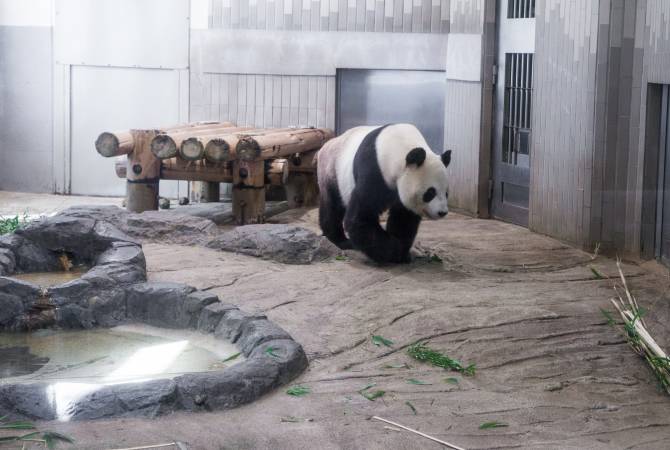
[372,416,466,450]
[107,444,179,450]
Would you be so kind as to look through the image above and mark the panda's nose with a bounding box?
[438,211,447,217]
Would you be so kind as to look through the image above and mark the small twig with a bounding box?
[591,242,601,260]
[106,443,180,450]
[371,416,466,450]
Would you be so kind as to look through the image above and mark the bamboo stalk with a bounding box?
[371,417,466,450]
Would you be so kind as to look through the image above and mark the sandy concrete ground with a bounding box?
[19,208,670,449]
[0,191,123,218]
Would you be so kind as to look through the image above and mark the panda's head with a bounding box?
[397,147,451,220]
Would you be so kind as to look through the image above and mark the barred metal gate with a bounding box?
[491,0,536,226]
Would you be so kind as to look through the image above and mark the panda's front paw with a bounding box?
[335,239,354,250]
[397,253,412,264]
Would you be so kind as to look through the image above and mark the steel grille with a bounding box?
[508,0,535,19]
[503,53,533,165]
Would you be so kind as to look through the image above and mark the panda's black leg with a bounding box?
[386,204,421,262]
[319,184,353,249]
[344,197,407,264]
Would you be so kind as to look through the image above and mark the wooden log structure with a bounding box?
[95,122,330,224]
[236,128,335,161]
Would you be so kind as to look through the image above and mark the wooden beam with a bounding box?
[95,131,134,157]
[236,128,334,160]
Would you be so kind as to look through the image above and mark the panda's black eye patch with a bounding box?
[423,187,436,203]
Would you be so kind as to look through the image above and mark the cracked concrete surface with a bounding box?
[27,210,670,449]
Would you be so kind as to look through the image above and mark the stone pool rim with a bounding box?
[0,215,308,421]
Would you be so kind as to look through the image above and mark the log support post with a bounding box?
[126,130,160,213]
[197,181,220,202]
[285,173,319,209]
[233,159,265,224]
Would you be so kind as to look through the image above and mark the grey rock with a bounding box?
[236,319,292,356]
[58,205,217,245]
[2,234,60,272]
[249,339,309,386]
[89,289,127,327]
[0,293,24,327]
[183,291,219,328]
[0,382,56,420]
[214,309,266,342]
[92,221,140,247]
[0,276,42,300]
[175,338,307,411]
[96,242,145,268]
[82,262,145,288]
[125,212,216,244]
[197,302,239,333]
[17,216,97,260]
[207,224,338,264]
[126,282,195,327]
[69,379,178,420]
[48,278,93,306]
[56,303,95,329]
[0,248,16,275]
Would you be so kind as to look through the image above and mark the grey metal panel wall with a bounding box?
[586,0,643,254]
[209,0,450,32]
[529,0,599,245]
[190,73,336,128]
[630,0,670,255]
[441,0,490,216]
[443,79,481,211]
[644,0,670,83]
[0,26,53,193]
[449,0,483,33]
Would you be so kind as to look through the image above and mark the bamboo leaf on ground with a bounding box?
[372,335,394,347]
[479,421,508,430]
[286,385,310,397]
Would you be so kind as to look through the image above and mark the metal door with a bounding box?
[70,66,182,196]
[654,86,670,263]
[336,69,446,152]
[491,0,536,226]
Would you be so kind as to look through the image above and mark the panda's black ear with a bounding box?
[441,150,452,168]
[406,147,426,167]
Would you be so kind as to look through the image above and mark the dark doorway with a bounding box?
[642,84,670,264]
[336,69,446,152]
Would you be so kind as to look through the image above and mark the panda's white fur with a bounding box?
[317,123,451,264]
[327,124,449,219]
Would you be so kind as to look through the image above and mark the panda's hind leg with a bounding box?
[319,183,353,249]
[386,204,421,260]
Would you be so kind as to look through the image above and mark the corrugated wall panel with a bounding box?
[443,80,481,212]
[209,0,449,32]
[529,0,599,245]
[191,73,335,129]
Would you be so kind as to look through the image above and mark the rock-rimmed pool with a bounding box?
[0,213,308,421]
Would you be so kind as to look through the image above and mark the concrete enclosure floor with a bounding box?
[2,198,670,449]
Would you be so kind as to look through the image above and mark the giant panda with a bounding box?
[317,123,451,264]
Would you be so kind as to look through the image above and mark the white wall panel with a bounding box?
[54,0,189,68]
[69,66,181,196]
[0,0,52,26]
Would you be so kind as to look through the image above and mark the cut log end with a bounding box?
[151,134,178,159]
[237,137,262,161]
[180,138,205,161]
[204,138,231,163]
[95,132,120,157]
